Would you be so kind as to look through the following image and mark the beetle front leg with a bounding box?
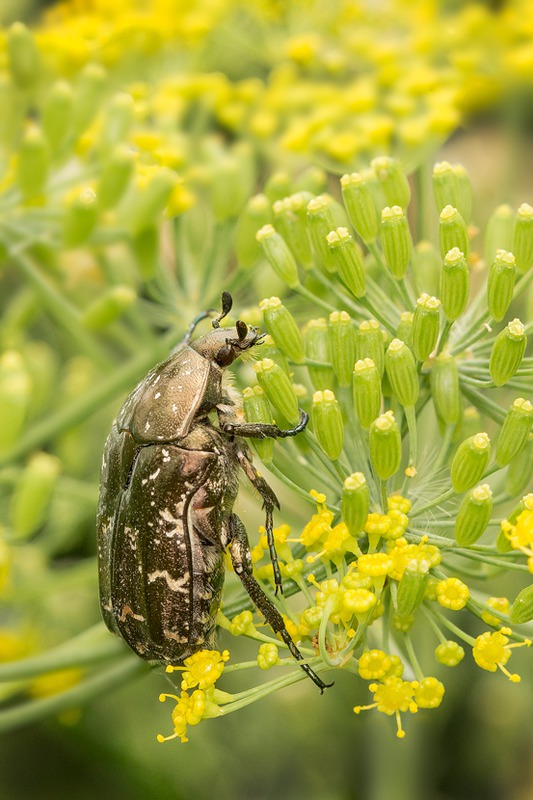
[221,409,309,440]
[228,513,333,693]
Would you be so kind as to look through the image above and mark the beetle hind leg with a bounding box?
[228,513,333,693]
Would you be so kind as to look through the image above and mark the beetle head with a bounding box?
[190,292,264,367]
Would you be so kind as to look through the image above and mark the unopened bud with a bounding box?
[307,194,347,272]
[385,339,419,407]
[397,312,413,347]
[510,583,533,624]
[42,81,73,153]
[440,247,469,321]
[312,390,344,461]
[396,559,430,616]
[433,161,472,222]
[353,358,382,429]
[369,410,402,480]
[506,439,533,497]
[412,241,441,297]
[484,204,514,265]
[340,172,379,244]
[342,473,369,537]
[487,250,516,322]
[243,386,274,463]
[259,297,304,364]
[254,358,300,425]
[439,206,468,259]
[430,353,461,426]
[273,192,314,270]
[17,124,49,201]
[356,319,384,376]
[454,484,493,546]
[513,203,533,273]
[412,294,441,361]
[327,227,366,297]
[371,156,410,208]
[381,206,411,280]
[7,22,40,88]
[100,92,134,153]
[256,224,299,288]
[0,352,31,454]
[450,432,491,492]
[496,398,533,467]
[329,311,356,387]
[489,318,527,387]
[63,187,98,247]
[9,453,61,539]
[98,145,135,211]
[302,318,333,390]
[71,64,107,138]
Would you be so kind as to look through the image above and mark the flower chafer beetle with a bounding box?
[97,292,330,691]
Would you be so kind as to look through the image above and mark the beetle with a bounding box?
[97,292,330,691]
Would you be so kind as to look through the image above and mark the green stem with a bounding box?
[410,487,455,519]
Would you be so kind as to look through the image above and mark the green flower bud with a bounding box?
[353,358,382,429]
[412,294,441,361]
[211,152,253,222]
[260,335,291,376]
[396,559,430,616]
[439,206,468,259]
[340,172,379,244]
[510,584,533,624]
[259,297,304,364]
[371,156,411,208]
[82,286,136,330]
[506,438,533,497]
[98,145,135,211]
[385,338,419,408]
[454,484,493,546]
[369,410,402,480]
[513,203,533,273]
[254,358,300,425]
[489,318,527,387]
[397,312,413,347]
[9,453,61,540]
[381,206,412,280]
[430,353,461,426]
[125,167,177,234]
[243,386,274,463]
[450,432,491,492]
[307,194,347,272]
[484,204,514,265]
[327,227,366,297]
[0,351,31,454]
[440,247,469,321]
[100,92,134,153]
[133,227,159,280]
[256,224,299,288]
[312,390,344,461]
[355,319,384,376]
[487,250,516,322]
[17,124,49,201]
[7,22,40,88]
[273,192,314,270]
[71,64,107,138]
[412,240,440,297]
[63,187,98,247]
[264,171,291,203]
[302,318,333,390]
[235,194,272,269]
[496,398,533,467]
[42,81,74,153]
[341,472,370,537]
[294,166,327,196]
[433,161,472,222]
[329,311,356,387]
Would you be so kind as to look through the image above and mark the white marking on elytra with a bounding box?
[145,421,151,431]
[149,468,161,480]
[119,605,145,623]
[148,570,190,592]
[154,392,161,399]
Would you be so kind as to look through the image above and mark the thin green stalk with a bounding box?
[410,487,455,519]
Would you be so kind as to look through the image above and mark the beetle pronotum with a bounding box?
[97,292,331,691]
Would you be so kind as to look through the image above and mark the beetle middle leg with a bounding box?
[228,513,332,693]
[235,445,283,595]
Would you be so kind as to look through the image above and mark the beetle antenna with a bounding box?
[212,291,233,329]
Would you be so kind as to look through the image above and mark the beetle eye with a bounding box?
[215,344,234,366]
[236,320,248,341]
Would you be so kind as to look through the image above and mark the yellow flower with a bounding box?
[435,640,465,667]
[357,649,392,681]
[481,597,511,628]
[354,677,418,739]
[472,628,531,681]
[436,577,470,610]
